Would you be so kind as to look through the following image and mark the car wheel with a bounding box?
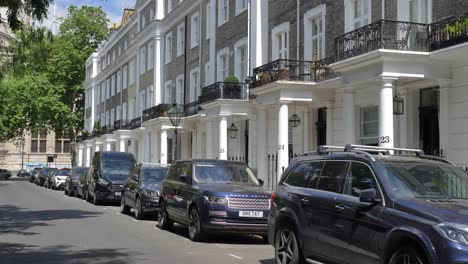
[388,245,426,264]
[157,200,173,230]
[86,189,92,202]
[64,189,69,196]
[120,194,131,214]
[135,197,144,220]
[92,192,100,205]
[275,225,304,264]
[188,207,205,242]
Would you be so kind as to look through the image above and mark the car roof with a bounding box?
[175,159,249,165]
[140,163,170,168]
[98,151,134,160]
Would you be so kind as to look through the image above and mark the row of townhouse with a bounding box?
[76,0,468,189]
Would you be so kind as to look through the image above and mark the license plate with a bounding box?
[239,211,263,218]
[115,192,121,197]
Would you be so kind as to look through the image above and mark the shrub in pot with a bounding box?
[224,75,241,99]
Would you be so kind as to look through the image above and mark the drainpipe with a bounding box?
[382,0,385,19]
[296,0,300,60]
[247,0,251,78]
[184,15,188,105]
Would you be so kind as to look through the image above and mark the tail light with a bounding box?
[270,192,276,208]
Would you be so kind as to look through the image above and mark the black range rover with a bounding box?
[158,160,270,242]
[86,151,136,205]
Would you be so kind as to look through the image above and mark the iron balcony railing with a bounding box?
[143,104,171,122]
[251,58,339,88]
[198,82,248,104]
[101,125,114,134]
[430,11,468,51]
[335,20,430,61]
[184,101,202,117]
[130,117,142,129]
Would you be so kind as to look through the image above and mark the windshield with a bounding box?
[57,169,71,176]
[381,162,468,199]
[101,160,134,181]
[72,168,88,179]
[193,163,259,185]
[142,167,168,183]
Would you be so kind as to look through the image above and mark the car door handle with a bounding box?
[300,198,310,206]
[335,204,345,213]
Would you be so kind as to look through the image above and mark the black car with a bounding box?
[269,144,468,264]
[17,169,30,177]
[120,163,169,219]
[65,167,89,196]
[30,167,42,183]
[40,168,58,187]
[86,151,136,205]
[77,168,89,199]
[158,160,270,242]
[0,169,12,180]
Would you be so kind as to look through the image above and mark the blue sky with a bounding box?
[41,0,133,32]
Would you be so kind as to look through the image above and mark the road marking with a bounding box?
[228,254,243,260]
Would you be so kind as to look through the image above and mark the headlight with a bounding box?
[435,222,468,246]
[203,196,227,204]
[144,190,159,196]
[98,178,110,186]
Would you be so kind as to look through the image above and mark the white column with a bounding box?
[326,103,333,145]
[343,89,357,144]
[219,117,228,160]
[105,142,111,151]
[78,147,83,166]
[256,108,267,181]
[278,104,289,179]
[160,130,168,164]
[205,120,214,158]
[85,146,91,167]
[156,0,164,19]
[154,36,163,105]
[153,130,160,163]
[379,78,396,148]
[119,139,126,152]
[439,83,450,157]
[95,144,100,152]
[303,109,309,153]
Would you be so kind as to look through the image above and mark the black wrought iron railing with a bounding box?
[114,120,121,130]
[102,125,114,134]
[199,82,248,104]
[430,11,468,51]
[130,117,142,129]
[184,101,201,117]
[92,128,104,137]
[335,20,430,61]
[142,103,171,121]
[75,135,83,142]
[251,58,339,88]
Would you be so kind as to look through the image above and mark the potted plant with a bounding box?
[159,103,171,117]
[224,75,241,99]
[92,120,102,135]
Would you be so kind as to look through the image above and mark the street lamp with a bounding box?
[289,102,301,128]
[168,103,184,160]
[228,123,238,139]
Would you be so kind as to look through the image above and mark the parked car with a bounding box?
[86,151,136,205]
[65,167,89,196]
[120,163,169,219]
[268,144,468,264]
[0,169,12,180]
[30,167,42,183]
[50,168,71,190]
[40,168,58,187]
[76,168,89,199]
[158,160,270,242]
[17,169,30,177]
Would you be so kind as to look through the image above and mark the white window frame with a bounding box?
[206,3,211,40]
[407,0,431,23]
[116,105,121,121]
[111,75,115,96]
[218,0,229,27]
[147,85,154,108]
[234,38,247,83]
[205,62,211,86]
[189,67,200,102]
[100,83,105,103]
[168,0,173,13]
[165,80,173,103]
[124,39,128,50]
[148,41,154,70]
[123,65,128,89]
[111,108,115,126]
[122,102,127,121]
[272,22,290,60]
[139,90,146,114]
[106,79,110,99]
[344,0,371,32]
[217,47,230,82]
[191,13,200,49]
[165,32,173,64]
[177,23,185,57]
[129,59,135,85]
[235,0,247,15]
[117,70,122,93]
[176,75,184,104]
[304,5,326,61]
[140,46,146,75]
[360,106,379,145]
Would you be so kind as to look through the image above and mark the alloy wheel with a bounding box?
[275,228,299,264]
[389,248,425,264]
[135,198,143,220]
[188,208,204,241]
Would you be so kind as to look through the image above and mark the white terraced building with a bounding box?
[76,0,468,189]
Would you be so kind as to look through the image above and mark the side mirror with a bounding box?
[131,173,139,181]
[258,179,264,186]
[179,174,188,183]
[359,188,380,204]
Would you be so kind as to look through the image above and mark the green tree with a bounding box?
[0,0,52,30]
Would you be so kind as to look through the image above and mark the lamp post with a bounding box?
[168,103,184,161]
[228,123,238,139]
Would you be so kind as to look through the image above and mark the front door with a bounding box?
[316,107,327,147]
[419,88,440,156]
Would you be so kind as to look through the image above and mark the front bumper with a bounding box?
[141,195,159,212]
[55,180,66,189]
[94,184,124,202]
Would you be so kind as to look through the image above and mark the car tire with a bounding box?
[388,245,426,264]
[64,189,69,196]
[135,197,145,220]
[274,225,305,264]
[120,194,131,214]
[188,207,205,242]
[86,189,92,202]
[92,192,100,205]
[157,200,173,230]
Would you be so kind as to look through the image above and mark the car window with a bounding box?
[284,162,323,188]
[308,161,348,193]
[343,162,377,197]
[166,162,180,181]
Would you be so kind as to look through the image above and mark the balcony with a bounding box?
[130,117,142,129]
[101,125,114,134]
[335,20,430,62]
[198,82,248,104]
[142,104,171,122]
[184,101,202,117]
[251,58,340,88]
[430,11,468,51]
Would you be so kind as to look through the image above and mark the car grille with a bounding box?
[227,197,270,210]
[111,184,124,192]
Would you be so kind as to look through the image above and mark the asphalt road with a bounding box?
[0,177,275,264]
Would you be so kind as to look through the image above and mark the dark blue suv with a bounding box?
[158,160,270,242]
[268,145,468,264]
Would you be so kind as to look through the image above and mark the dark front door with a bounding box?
[419,88,440,156]
[316,107,327,147]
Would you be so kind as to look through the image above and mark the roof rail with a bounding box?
[343,144,424,155]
